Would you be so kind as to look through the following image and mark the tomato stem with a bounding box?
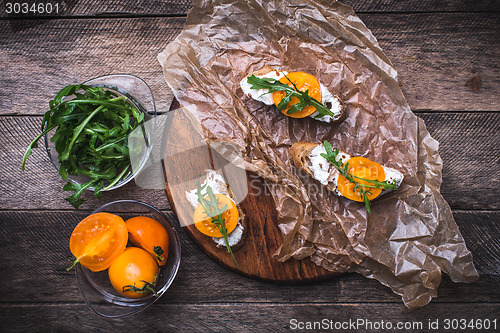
[153,246,166,263]
[144,283,158,297]
[66,256,80,271]
[122,276,158,297]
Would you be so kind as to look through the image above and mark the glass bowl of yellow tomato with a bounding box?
[73,200,181,318]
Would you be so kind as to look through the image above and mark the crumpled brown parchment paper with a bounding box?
[157,0,478,308]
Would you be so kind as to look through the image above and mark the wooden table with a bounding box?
[1,1,499,331]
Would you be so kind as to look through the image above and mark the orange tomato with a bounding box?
[125,216,169,266]
[272,71,322,118]
[108,247,159,299]
[337,157,385,202]
[68,212,128,272]
[193,194,239,237]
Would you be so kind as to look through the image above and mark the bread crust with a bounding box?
[290,141,320,177]
[251,65,276,76]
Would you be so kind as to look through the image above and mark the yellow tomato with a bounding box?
[108,247,159,299]
[337,157,385,202]
[272,71,322,118]
[193,194,239,237]
[68,212,128,272]
[125,216,169,266]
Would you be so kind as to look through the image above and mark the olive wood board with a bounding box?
[162,99,339,283]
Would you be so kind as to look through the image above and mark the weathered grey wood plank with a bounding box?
[1,14,498,115]
[359,12,500,111]
[0,17,184,118]
[0,0,192,18]
[1,0,499,19]
[2,112,498,210]
[0,115,171,211]
[346,0,500,13]
[0,210,497,304]
[0,302,499,333]
[417,112,500,210]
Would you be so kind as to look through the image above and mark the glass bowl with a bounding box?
[75,200,181,318]
[44,74,156,191]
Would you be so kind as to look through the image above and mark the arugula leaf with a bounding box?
[22,84,146,209]
[21,124,58,171]
[246,74,336,118]
[63,181,93,209]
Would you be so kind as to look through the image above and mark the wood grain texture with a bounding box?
[0,17,184,117]
[1,0,499,19]
[1,300,499,333]
[0,0,499,331]
[0,116,171,210]
[0,210,497,304]
[345,0,500,13]
[359,12,500,111]
[417,111,500,210]
[1,13,499,114]
[2,112,498,210]
[0,0,192,18]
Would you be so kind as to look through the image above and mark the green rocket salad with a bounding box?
[22,84,145,209]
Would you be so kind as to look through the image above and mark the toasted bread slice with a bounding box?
[212,185,248,250]
[291,141,404,196]
[185,170,247,250]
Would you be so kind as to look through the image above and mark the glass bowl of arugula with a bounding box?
[22,74,156,208]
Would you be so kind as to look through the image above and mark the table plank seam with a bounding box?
[2,10,499,21]
[2,9,500,24]
[1,301,498,306]
[1,208,499,213]
[1,111,499,118]
[0,13,188,22]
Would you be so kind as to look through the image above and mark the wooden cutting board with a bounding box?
[162,99,339,283]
